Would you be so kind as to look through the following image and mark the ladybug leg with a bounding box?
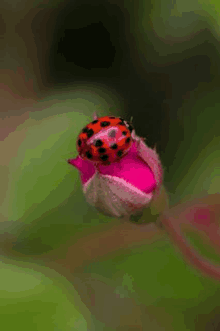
[132,131,146,150]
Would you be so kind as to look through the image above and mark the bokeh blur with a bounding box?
[0,0,220,330]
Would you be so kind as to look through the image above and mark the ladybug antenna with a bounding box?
[93,112,98,120]
[93,104,103,120]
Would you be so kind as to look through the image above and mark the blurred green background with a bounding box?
[0,0,220,330]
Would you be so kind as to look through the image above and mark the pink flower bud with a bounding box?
[161,193,220,281]
[68,117,163,219]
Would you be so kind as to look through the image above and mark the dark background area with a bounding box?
[1,0,220,196]
[29,0,218,157]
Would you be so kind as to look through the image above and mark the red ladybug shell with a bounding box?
[76,116,134,164]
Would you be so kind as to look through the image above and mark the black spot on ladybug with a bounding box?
[98,147,106,154]
[118,121,125,126]
[100,121,111,127]
[91,120,98,124]
[87,129,94,138]
[94,139,103,147]
[86,151,93,159]
[122,131,127,136]
[117,150,123,157]
[110,143,118,149]
[126,137,131,143]
[108,116,116,119]
[82,127,89,133]
[77,139,82,147]
[119,118,125,122]
[100,154,109,161]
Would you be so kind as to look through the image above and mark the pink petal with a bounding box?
[68,142,157,194]
[68,156,96,185]
[97,142,156,194]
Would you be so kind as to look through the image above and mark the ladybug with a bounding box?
[76,115,134,164]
